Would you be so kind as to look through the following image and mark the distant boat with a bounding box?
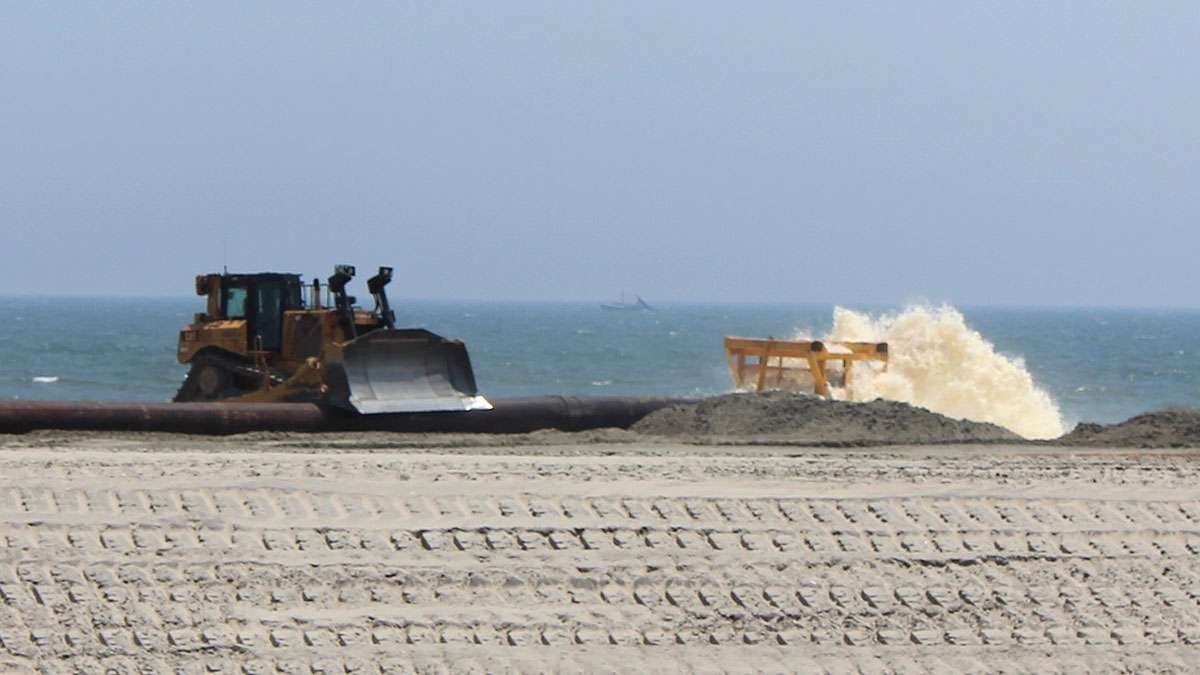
[601,292,653,311]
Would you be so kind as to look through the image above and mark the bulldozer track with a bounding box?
[1,447,1198,672]
[173,350,286,403]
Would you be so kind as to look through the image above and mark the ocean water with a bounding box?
[1,296,1198,433]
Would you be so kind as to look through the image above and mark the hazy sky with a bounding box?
[2,3,1197,305]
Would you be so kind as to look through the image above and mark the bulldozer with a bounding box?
[174,265,490,413]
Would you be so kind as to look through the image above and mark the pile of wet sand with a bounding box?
[632,391,1021,445]
[1057,407,1200,448]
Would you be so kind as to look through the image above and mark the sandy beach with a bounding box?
[1,430,1198,673]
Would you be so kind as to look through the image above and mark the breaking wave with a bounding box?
[814,305,1065,439]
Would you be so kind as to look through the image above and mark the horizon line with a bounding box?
[1,293,1198,313]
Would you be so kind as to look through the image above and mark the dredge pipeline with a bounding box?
[0,396,693,436]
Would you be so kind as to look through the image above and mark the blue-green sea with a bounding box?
[1,297,1198,428]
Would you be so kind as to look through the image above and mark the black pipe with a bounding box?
[0,396,693,436]
[330,396,693,434]
[0,400,326,435]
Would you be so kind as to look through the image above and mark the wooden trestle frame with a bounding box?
[724,336,889,398]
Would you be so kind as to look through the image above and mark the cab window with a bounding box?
[255,282,285,350]
[286,280,303,309]
[223,286,248,319]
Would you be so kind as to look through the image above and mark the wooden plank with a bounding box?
[755,340,773,392]
[807,352,830,398]
[724,339,814,359]
[816,352,886,362]
[724,337,885,359]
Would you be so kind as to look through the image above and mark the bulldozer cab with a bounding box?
[214,273,304,352]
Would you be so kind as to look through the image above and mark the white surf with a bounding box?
[813,305,1066,440]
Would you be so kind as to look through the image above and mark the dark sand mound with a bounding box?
[632,391,1020,445]
[1057,407,1200,448]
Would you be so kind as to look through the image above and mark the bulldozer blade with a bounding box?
[324,328,491,414]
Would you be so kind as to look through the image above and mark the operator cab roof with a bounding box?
[220,272,302,283]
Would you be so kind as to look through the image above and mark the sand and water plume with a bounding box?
[817,305,1066,439]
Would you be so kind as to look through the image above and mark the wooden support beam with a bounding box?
[755,339,774,392]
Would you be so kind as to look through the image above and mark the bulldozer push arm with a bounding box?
[327,264,358,339]
[367,266,396,329]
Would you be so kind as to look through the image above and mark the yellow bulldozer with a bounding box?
[174,265,490,413]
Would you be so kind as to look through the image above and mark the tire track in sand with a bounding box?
[0,447,1198,673]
